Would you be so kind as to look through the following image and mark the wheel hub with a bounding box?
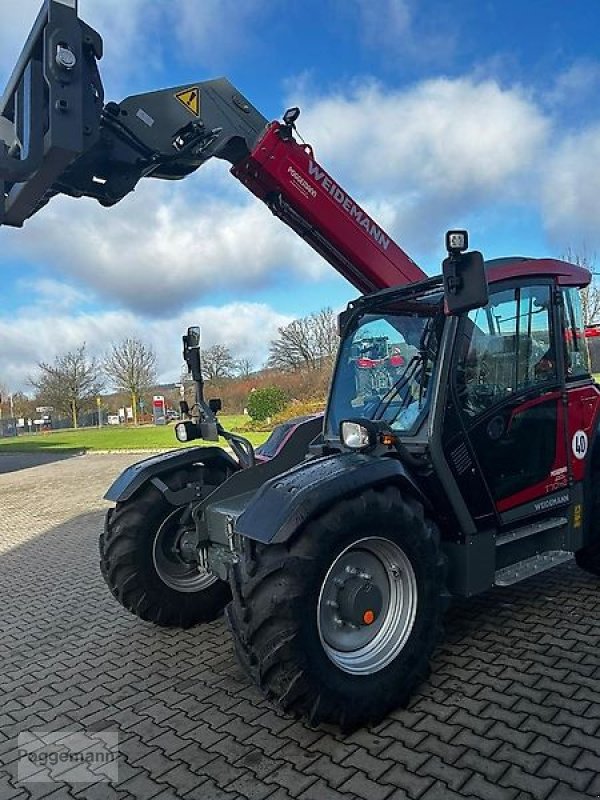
[152,507,218,593]
[177,530,200,564]
[337,576,383,627]
[317,537,418,675]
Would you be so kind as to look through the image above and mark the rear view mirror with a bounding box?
[443,250,488,315]
[182,325,202,382]
[186,326,201,348]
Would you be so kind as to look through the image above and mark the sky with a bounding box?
[2,0,600,393]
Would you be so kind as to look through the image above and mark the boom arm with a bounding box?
[0,0,426,292]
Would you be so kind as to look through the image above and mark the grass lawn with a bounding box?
[0,415,269,452]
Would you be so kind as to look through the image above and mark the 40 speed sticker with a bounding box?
[572,430,588,460]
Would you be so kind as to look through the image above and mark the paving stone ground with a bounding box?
[0,451,599,800]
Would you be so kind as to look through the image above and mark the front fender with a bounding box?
[104,446,240,503]
[234,452,426,544]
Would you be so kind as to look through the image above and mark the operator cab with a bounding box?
[329,237,596,549]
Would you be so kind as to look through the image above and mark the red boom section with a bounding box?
[231,123,426,293]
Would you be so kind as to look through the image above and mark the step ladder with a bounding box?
[494,516,572,586]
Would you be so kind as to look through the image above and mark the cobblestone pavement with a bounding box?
[0,452,599,800]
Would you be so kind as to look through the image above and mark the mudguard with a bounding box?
[234,452,426,544]
[104,446,239,503]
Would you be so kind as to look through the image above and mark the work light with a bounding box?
[340,420,377,452]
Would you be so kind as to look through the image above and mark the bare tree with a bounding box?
[10,391,35,419]
[0,382,7,419]
[268,307,338,372]
[312,307,338,362]
[31,345,101,428]
[201,344,236,381]
[563,248,600,325]
[235,358,255,379]
[104,337,157,425]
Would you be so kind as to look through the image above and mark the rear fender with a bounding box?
[104,447,240,504]
[234,453,426,545]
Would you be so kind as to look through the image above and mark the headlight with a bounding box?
[175,421,198,443]
[340,420,376,451]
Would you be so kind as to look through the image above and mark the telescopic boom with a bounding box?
[0,0,426,292]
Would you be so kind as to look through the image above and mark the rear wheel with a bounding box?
[575,538,600,576]
[100,476,230,627]
[575,475,600,577]
[226,486,446,730]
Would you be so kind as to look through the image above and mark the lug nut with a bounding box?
[333,616,343,627]
[326,600,339,609]
[345,565,358,576]
[359,571,371,580]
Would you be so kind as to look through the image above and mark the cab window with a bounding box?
[455,284,556,418]
[562,288,590,379]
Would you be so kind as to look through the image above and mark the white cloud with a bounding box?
[164,0,267,71]
[2,176,328,315]
[356,0,412,44]
[16,278,89,311]
[545,60,600,112]
[540,123,600,248]
[0,297,291,393]
[295,78,548,196]
[287,77,550,251]
[0,71,563,306]
[351,0,455,65]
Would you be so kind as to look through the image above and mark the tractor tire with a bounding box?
[226,485,446,730]
[575,477,600,577]
[575,542,600,576]
[100,478,230,628]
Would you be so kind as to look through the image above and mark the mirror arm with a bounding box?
[218,425,256,468]
[444,255,462,295]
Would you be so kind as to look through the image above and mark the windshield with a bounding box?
[326,305,443,439]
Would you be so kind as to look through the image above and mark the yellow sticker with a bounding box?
[573,504,582,528]
[175,87,200,116]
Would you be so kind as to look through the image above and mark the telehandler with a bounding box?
[2,0,599,729]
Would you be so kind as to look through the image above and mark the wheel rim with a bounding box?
[317,537,418,675]
[152,507,218,593]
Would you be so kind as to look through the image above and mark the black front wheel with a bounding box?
[100,479,230,628]
[226,486,446,730]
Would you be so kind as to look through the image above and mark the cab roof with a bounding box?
[486,257,591,287]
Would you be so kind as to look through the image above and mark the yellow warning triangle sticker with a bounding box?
[175,87,200,116]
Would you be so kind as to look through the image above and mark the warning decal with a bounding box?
[175,87,200,116]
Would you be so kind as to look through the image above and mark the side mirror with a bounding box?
[442,232,488,315]
[186,326,201,348]
[175,419,219,443]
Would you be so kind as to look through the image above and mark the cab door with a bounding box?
[444,280,570,525]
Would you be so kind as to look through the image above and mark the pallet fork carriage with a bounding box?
[3,0,600,730]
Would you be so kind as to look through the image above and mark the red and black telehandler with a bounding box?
[2,0,599,729]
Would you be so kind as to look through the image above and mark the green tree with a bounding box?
[247,386,288,422]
